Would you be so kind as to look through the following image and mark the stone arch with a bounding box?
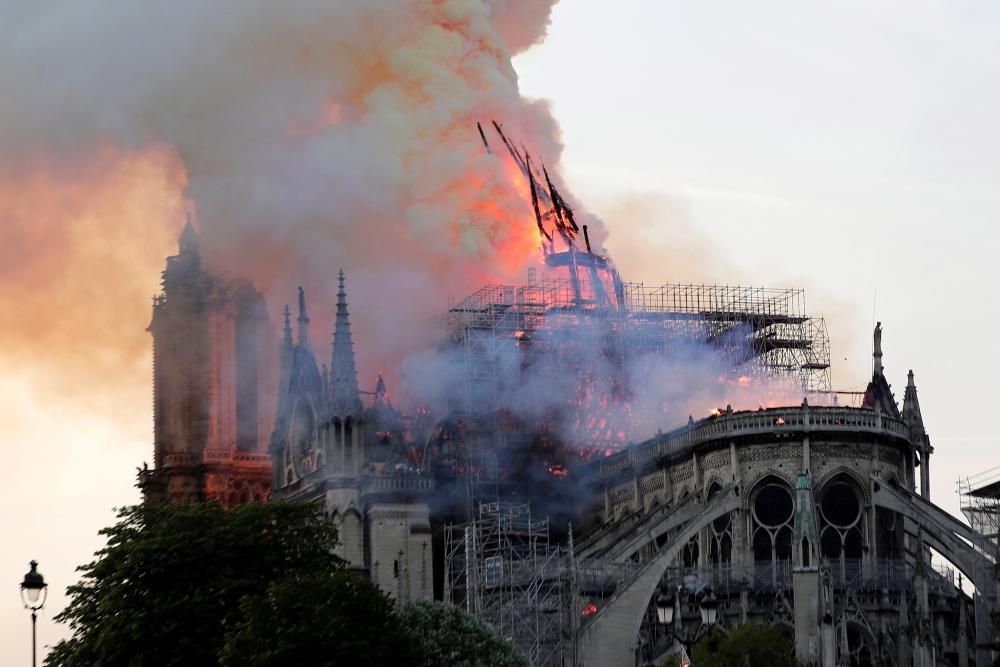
[743,468,794,498]
[844,620,876,667]
[705,482,734,565]
[579,488,741,667]
[341,506,364,566]
[816,466,870,505]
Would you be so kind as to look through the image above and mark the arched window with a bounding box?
[707,483,733,565]
[846,622,875,667]
[818,476,866,567]
[750,478,794,563]
[682,535,699,568]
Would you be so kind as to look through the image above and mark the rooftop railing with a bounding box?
[596,405,911,479]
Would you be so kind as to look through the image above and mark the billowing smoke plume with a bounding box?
[2,0,580,389]
[1,0,811,463]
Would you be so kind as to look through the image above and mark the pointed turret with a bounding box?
[282,304,293,348]
[163,214,201,285]
[375,371,389,407]
[902,370,925,432]
[873,321,884,377]
[297,286,310,349]
[179,214,199,255]
[330,270,362,415]
[793,473,819,570]
[904,370,933,499]
[277,304,294,395]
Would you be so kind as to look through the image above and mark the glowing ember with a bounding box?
[547,464,569,478]
[582,602,598,616]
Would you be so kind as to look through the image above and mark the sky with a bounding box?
[3,2,999,663]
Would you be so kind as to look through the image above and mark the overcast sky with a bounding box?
[4,2,999,663]
[515,0,1000,509]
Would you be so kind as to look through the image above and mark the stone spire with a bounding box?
[902,370,925,432]
[375,371,389,407]
[903,370,933,500]
[330,270,362,415]
[179,213,199,255]
[297,286,310,349]
[873,321,884,377]
[282,304,293,348]
[277,304,294,395]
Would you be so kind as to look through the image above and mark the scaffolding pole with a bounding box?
[960,471,1000,667]
[445,502,567,666]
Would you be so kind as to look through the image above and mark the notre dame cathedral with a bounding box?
[139,222,993,666]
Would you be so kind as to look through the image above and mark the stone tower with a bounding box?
[140,219,274,506]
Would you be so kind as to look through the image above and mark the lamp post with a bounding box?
[20,560,47,667]
[655,585,720,664]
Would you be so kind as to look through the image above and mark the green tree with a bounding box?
[690,623,803,667]
[221,570,422,666]
[45,502,390,666]
[399,600,524,667]
[659,654,682,667]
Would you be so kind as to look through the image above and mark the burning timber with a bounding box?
[441,275,832,403]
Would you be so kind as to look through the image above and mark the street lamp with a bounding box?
[699,588,718,626]
[656,591,675,625]
[20,560,47,667]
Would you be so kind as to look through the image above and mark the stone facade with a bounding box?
[139,221,272,506]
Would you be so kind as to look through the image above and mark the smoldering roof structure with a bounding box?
[422,123,833,481]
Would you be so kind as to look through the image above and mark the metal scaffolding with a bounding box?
[960,470,1000,665]
[444,501,567,666]
[440,274,832,419]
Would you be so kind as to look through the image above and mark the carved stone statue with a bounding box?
[874,321,883,357]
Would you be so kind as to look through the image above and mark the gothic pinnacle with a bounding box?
[297,286,310,348]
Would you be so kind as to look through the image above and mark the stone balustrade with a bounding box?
[595,405,910,480]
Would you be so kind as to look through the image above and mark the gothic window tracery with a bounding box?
[682,534,699,568]
[707,483,733,565]
[819,476,866,569]
[750,478,794,563]
[845,622,875,667]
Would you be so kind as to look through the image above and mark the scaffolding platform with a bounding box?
[444,501,568,666]
[960,471,1000,665]
[440,275,831,420]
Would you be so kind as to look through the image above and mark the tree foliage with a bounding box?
[46,501,527,667]
[221,570,422,666]
[690,623,804,667]
[399,600,524,667]
[47,502,349,666]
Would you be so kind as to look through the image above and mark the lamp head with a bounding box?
[655,592,675,625]
[20,560,47,609]
[699,588,718,626]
